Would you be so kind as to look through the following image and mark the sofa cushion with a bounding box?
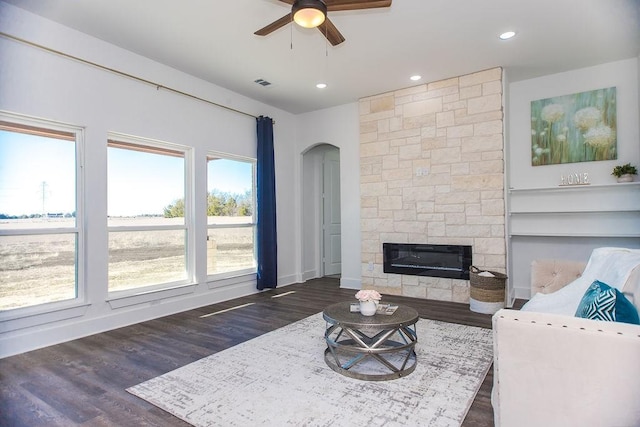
[531,259,586,295]
[523,248,640,316]
[575,280,640,325]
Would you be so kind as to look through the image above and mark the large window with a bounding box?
[207,154,256,277]
[107,135,191,293]
[0,117,83,311]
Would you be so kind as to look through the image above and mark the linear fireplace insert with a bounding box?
[383,243,472,279]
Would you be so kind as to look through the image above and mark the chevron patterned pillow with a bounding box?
[575,280,640,325]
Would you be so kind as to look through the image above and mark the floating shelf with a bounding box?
[508,182,640,238]
[509,181,640,193]
[510,232,640,238]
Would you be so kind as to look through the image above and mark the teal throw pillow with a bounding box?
[575,280,640,325]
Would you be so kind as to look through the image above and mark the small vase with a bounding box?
[617,174,634,183]
[359,300,378,316]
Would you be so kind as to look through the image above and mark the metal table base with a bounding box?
[322,302,419,381]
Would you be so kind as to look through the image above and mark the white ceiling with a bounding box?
[3,0,640,114]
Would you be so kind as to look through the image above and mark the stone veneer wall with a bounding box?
[359,67,506,303]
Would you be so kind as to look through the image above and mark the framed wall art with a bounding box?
[530,87,616,166]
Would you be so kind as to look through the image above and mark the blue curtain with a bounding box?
[256,116,278,290]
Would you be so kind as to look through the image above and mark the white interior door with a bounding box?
[323,149,341,276]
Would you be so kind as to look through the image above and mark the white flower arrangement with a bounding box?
[355,289,382,302]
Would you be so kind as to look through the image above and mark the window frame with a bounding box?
[106,132,194,298]
[0,111,86,321]
[206,152,257,280]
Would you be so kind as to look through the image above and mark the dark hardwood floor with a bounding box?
[0,277,510,426]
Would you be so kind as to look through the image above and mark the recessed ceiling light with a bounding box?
[410,75,422,81]
[499,31,516,40]
[316,83,327,89]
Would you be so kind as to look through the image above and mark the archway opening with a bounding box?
[301,144,341,279]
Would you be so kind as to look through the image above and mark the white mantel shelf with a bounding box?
[509,181,640,193]
[508,182,640,238]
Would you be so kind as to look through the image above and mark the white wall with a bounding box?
[509,58,639,189]
[2,2,638,357]
[296,103,361,289]
[294,58,640,301]
[0,3,299,357]
[508,58,640,299]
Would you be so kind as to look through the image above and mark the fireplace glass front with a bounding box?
[383,243,472,280]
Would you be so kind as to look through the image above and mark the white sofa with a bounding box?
[492,248,640,427]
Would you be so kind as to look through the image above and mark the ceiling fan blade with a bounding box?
[277,0,295,4]
[317,18,345,46]
[254,13,292,36]
[325,0,392,12]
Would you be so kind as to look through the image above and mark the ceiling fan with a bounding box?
[255,0,392,46]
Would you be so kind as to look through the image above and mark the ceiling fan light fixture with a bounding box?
[292,0,327,29]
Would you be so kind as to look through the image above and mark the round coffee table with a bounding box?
[322,301,419,381]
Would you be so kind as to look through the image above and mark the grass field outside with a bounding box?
[0,217,254,311]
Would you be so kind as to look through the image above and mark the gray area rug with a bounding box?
[127,313,493,427]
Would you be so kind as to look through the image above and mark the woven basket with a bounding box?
[469,266,507,314]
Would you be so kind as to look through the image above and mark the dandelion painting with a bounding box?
[530,87,616,166]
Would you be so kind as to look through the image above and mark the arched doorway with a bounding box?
[301,144,341,278]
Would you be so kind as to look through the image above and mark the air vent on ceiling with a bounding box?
[254,78,272,87]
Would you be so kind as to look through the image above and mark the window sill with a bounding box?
[0,301,91,333]
[207,270,257,289]
[107,283,197,309]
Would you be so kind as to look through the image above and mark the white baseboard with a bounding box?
[277,274,299,287]
[0,279,259,359]
[514,287,531,301]
[0,274,363,358]
[302,270,318,281]
[339,277,361,290]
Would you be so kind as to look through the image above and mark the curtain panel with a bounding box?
[256,116,277,290]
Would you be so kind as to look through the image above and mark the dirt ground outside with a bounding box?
[0,217,254,311]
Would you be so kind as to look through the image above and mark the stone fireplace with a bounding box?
[359,68,506,303]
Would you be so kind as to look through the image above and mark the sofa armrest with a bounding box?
[531,259,586,295]
[492,308,640,427]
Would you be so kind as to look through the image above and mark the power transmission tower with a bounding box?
[40,181,49,218]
